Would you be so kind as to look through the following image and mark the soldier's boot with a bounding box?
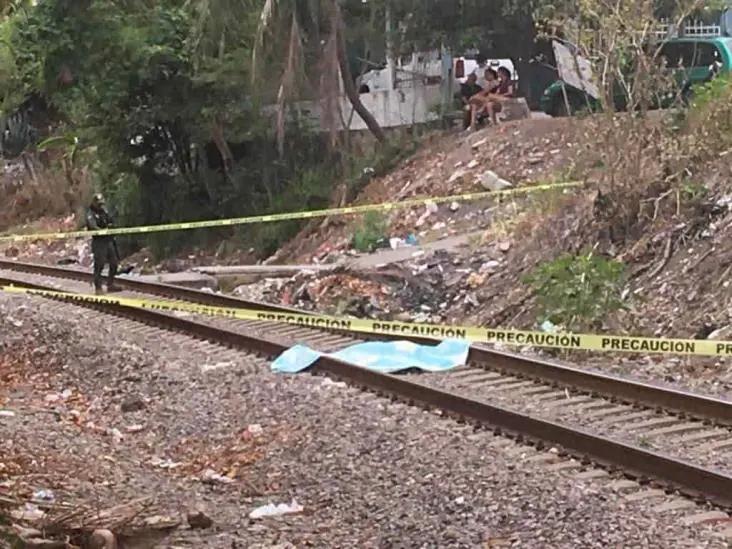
[93,263,105,295]
[106,258,122,293]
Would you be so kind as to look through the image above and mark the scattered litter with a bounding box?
[11,503,45,522]
[715,195,732,210]
[200,361,234,373]
[44,389,73,404]
[32,489,55,503]
[143,514,180,528]
[150,457,183,469]
[249,500,304,519]
[107,427,124,443]
[466,272,486,288]
[479,170,512,192]
[540,320,559,333]
[480,260,501,272]
[321,378,347,388]
[448,169,467,183]
[707,325,732,340]
[247,423,264,435]
[200,468,234,484]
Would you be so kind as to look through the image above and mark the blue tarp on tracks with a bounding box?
[271,339,470,374]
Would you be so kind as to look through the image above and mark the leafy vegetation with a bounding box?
[684,73,732,152]
[523,252,627,331]
[352,211,387,252]
[0,0,409,256]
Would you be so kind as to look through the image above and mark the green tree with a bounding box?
[0,0,345,255]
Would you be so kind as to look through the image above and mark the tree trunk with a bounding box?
[212,118,235,173]
[334,8,385,141]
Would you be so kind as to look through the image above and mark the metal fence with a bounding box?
[652,20,722,39]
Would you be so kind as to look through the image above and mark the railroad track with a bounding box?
[3,258,732,523]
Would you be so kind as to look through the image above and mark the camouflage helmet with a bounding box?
[91,193,105,206]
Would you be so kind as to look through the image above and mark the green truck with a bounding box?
[540,36,732,116]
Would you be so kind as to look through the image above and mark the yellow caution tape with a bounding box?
[0,181,582,242]
[2,284,730,357]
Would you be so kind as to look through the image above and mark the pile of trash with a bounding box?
[233,241,510,324]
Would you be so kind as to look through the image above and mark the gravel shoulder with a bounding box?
[0,292,728,548]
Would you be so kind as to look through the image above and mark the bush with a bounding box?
[352,211,387,252]
[683,73,732,154]
[0,160,92,231]
[522,252,627,332]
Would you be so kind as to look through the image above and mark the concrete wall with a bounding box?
[263,84,443,132]
[344,85,442,130]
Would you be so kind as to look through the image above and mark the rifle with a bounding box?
[112,238,121,261]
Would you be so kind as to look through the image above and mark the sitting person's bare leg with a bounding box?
[463,105,471,129]
[469,104,479,130]
[486,102,497,124]
[488,100,504,124]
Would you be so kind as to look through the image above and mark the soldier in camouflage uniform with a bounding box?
[85,193,121,294]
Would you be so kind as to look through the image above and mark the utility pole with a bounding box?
[440,45,453,112]
[385,1,395,90]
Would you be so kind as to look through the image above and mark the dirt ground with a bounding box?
[272,117,584,265]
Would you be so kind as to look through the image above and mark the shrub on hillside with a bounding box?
[522,252,627,332]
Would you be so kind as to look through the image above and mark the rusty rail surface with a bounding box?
[2,259,731,424]
[3,273,732,508]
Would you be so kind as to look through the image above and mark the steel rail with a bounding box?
[4,274,732,507]
[1,259,731,425]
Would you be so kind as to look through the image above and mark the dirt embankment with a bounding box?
[274,118,585,265]
[256,109,732,379]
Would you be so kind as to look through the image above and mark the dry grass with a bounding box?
[524,100,732,261]
[517,0,732,267]
[468,91,732,346]
[0,156,92,231]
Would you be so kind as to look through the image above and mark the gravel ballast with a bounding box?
[0,292,728,548]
